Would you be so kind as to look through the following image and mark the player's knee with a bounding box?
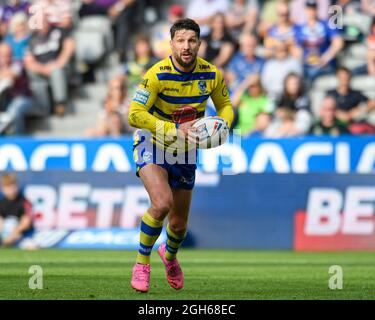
[168,221,187,236]
[151,196,173,218]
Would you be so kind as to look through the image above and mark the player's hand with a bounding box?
[177,120,198,144]
[2,231,21,247]
[317,56,329,69]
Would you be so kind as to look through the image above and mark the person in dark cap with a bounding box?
[305,0,317,6]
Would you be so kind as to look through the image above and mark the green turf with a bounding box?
[0,249,374,300]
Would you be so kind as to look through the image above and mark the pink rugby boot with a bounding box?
[131,263,151,293]
[157,243,184,290]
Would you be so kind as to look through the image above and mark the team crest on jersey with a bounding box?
[142,151,152,162]
[198,81,207,95]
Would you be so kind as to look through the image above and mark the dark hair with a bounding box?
[336,66,351,76]
[283,72,304,98]
[134,33,154,59]
[170,18,200,39]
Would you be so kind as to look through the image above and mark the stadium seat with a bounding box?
[364,91,375,100]
[339,43,368,71]
[341,56,368,70]
[74,16,113,64]
[309,90,326,117]
[74,31,107,64]
[351,75,375,93]
[346,43,368,60]
[343,12,373,35]
[312,75,338,91]
[368,111,375,126]
[79,16,113,49]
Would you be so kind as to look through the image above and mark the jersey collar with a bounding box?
[169,55,197,75]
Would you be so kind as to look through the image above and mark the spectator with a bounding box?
[263,1,299,59]
[79,0,117,17]
[362,0,375,17]
[231,74,271,136]
[108,0,144,62]
[225,0,259,39]
[0,0,29,37]
[186,0,230,37]
[0,42,34,134]
[247,112,272,137]
[199,13,235,69]
[226,33,264,90]
[367,27,375,75]
[0,173,33,247]
[106,110,127,137]
[261,41,302,100]
[151,4,185,59]
[257,0,280,38]
[326,67,370,124]
[123,34,157,97]
[24,17,75,116]
[352,25,375,75]
[309,96,350,136]
[85,76,132,137]
[264,107,296,137]
[4,12,30,61]
[270,72,313,136]
[290,0,330,25]
[295,0,344,83]
[32,0,73,30]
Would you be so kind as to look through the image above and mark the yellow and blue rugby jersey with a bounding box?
[128,55,234,149]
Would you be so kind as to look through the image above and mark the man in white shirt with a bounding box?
[261,41,302,100]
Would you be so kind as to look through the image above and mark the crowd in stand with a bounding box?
[0,0,374,137]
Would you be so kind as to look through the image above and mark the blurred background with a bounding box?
[0,0,374,251]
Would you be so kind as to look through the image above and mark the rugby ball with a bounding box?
[192,116,229,149]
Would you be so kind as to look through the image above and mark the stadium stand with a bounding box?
[0,0,373,137]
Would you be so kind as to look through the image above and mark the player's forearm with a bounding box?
[368,52,375,75]
[322,38,343,63]
[14,216,32,234]
[216,104,234,129]
[128,104,177,137]
[56,38,75,67]
[214,44,234,68]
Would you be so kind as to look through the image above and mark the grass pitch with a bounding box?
[0,249,374,300]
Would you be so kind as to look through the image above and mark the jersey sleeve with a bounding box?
[325,21,340,40]
[23,199,33,219]
[210,69,234,128]
[128,68,177,137]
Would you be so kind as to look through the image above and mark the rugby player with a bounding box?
[128,18,234,292]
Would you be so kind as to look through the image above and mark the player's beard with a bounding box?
[175,51,197,69]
